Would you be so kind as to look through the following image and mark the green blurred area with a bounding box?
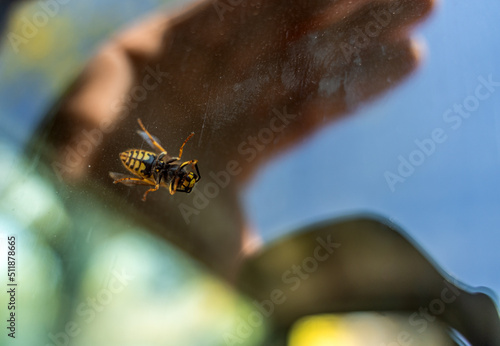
[0,144,267,345]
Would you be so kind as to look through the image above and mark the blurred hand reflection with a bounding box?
[47,0,434,279]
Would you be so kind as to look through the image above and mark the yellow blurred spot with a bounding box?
[5,1,74,65]
[289,315,356,346]
[8,5,50,58]
[288,312,454,346]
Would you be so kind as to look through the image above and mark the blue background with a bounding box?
[244,1,500,299]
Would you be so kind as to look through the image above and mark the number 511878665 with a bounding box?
[7,236,16,281]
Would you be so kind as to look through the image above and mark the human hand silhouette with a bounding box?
[48,0,434,278]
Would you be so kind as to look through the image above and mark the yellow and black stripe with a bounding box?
[120,150,155,178]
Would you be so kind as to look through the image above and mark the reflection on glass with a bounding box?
[1,0,499,345]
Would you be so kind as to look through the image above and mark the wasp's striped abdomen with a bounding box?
[120,150,156,178]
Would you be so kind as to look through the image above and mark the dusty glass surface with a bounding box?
[0,0,499,345]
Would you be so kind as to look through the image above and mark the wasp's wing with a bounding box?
[137,130,164,152]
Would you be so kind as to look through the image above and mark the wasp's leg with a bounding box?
[191,160,201,181]
[110,171,131,182]
[169,177,180,195]
[137,118,167,153]
[177,132,195,159]
[113,176,156,188]
[178,160,200,181]
[142,183,160,201]
[110,172,155,186]
[110,172,159,201]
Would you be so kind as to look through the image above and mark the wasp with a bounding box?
[109,119,200,201]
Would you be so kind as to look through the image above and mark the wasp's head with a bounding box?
[177,171,198,193]
[167,160,200,194]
